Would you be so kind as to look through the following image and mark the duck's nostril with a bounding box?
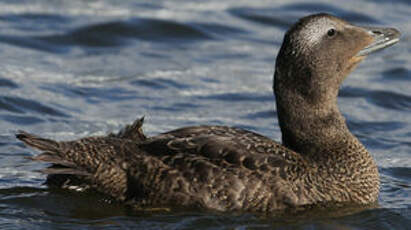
[372,30,383,35]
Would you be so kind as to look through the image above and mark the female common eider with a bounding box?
[17,13,400,214]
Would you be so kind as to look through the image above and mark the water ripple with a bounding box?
[347,120,404,133]
[41,84,142,103]
[1,114,43,125]
[370,91,411,111]
[228,7,294,29]
[380,167,411,212]
[0,13,70,25]
[242,109,276,120]
[0,34,68,53]
[340,87,411,112]
[196,92,272,102]
[382,167,411,182]
[0,78,18,89]
[39,18,213,47]
[228,3,379,29]
[382,67,411,81]
[0,96,68,117]
[280,3,379,23]
[130,78,191,90]
[193,22,247,37]
[337,208,411,230]
[0,17,217,53]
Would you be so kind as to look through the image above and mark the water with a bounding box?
[0,0,410,229]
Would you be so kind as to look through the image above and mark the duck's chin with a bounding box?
[350,55,366,64]
[345,55,366,75]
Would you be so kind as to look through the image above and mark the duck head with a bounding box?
[273,13,400,154]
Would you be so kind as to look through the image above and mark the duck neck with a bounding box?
[274,72,380,204]
[274,75,350,156]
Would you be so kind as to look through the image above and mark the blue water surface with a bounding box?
[0,0,410,229]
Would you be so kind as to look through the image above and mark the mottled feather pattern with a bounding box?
[17,123,377,213]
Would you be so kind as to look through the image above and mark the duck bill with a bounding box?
[356,27,400,57]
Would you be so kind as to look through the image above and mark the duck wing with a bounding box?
[124,126,309,211]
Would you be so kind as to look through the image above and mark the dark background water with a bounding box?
[0,0,410,229]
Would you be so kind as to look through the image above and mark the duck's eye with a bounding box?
[327,28,336,37]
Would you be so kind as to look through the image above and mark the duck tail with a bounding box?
[16,131,89,176]
[16,130,129,199]
[16,130,60,152]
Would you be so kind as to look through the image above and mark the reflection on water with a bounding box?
[0,0,409,229]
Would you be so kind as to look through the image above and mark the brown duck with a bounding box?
[17,13,400,214]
